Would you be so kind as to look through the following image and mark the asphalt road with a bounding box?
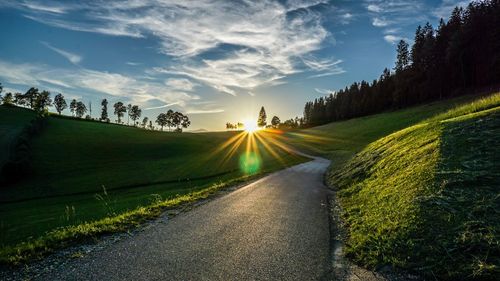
[38,157,333,281]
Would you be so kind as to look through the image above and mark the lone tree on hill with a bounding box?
[101,99,108,121]
[53,93,67,115]
[75,101,87,118]
[258,106,267,127]
[271,116,280,128]
[113,102,126,123]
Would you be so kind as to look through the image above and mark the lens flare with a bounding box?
[243,118,259,133]
[239,151,261,174]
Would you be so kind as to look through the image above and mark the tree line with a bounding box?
[0,85,191,132]
[226,106,303,130]
[303,0,500,127]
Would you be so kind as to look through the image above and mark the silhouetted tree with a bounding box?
[271,116,280,128]
[53,93,67,115]
[130,105,141,126]
[258,106,267,127]
[33,91,52,113]
[142,117,148,128]
[395,40,410,73]
[75,101,87,118]
[166,109,174,131]
[70,99,77,116]
[14,92,27,107]
[113,102,126,123]
[1,92,13,105]
[156,112,168,131]
[149,120,154,130]
[25,87,39,109]
[101,99,108,121]
[127,104,132,125]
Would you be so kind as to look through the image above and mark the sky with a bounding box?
[0,0,472,131]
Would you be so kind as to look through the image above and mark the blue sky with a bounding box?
[0,0,471,130]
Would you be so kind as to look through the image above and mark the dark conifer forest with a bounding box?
[302,0,500,127]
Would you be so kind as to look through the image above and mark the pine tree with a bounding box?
[395,40,410,73]
[257,106,267,127]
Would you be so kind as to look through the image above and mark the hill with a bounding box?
[0,107,306,260]
[288,93,499,280]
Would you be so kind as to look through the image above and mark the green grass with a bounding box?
[284,95,482,171]
[327,93,500,280]
[0,105,36,166]
[0,107,307,260]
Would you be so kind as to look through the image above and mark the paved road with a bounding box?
[38,157,332,281]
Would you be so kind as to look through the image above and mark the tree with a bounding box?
[101,99,108,121]
[14,92,27,107]
[25,87,39,109]
[258,106,267,127]
[130,105,141,126]
[155,112,168,131]
[180,113,191,131]
[142,117,148,128]
[1,92,13,105]
[149,120,154,130]
[113,102,126,123]
[127,104,132,125]
[75,101,87,118]
[70,99,77,116]
[33,90,52,113]
[166,109,174,131]
[53,93,67,115]
[395,40,410,73]
[271,116,280,128]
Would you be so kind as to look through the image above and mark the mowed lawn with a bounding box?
[0,108,307,247]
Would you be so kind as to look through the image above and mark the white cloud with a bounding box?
[16,0,336,95]
[314,88,334,94]
[165,78,197,92]
[22,2,68,14]
[0,60,197,106]
[41,41,82,64]
[367,4,383,13]
[186,109,224,114]
[372,17,390,27]
[384,35,401,44]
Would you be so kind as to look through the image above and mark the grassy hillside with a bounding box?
[0,106,36,166]
[328,94,499,280]
[284,95,481,171]
[0,108,306,257]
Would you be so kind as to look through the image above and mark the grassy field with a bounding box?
[0,107,307,262]
[314,93,499,280]
[0,106,36,166]
[284,95,482,171]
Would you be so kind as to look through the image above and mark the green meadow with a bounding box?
[288,93,500,280]
[0,106,306,261]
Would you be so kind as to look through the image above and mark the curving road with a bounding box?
[37,157,333,280]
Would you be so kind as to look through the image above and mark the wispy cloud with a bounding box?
[15,0,337,95]
[433,0,473,19]
[383,34,408,44]
[364,0,427,43]
[41,41,82,64]
[186,109,224,114]
[144,102,181,111]
[314,88,334,95]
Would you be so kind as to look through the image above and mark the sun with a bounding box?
[243,118,259,133]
